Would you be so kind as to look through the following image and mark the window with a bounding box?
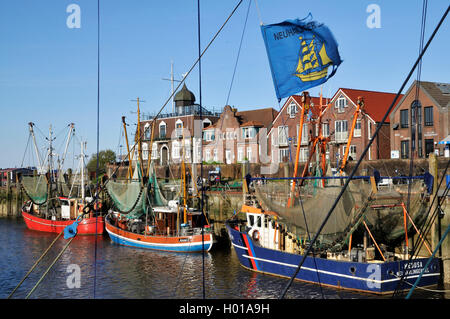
[354,119,361,137]
[322,123,329,137]
[401,140,409,159]
[203,118,212,129]
[203,130,215,142]
[213,149,218,161]
[144,123,151,140]
[299,148,309,162]
[243,127,256,139]
[335,96,347,113]
[424,106,433,126]
[278,126,288,146]
[172,141,180,159]
[344,145,357,160]
[299,123,308,144]
[247,147,252,162]
[142,143,148,160]
[151,143,158,159]
[279,149,289,162]
[288,102,297,118]
[175,120,183,138]
[205,149,211,162]
[400,109,409,128]
[238,147,244,162]
[425,139,434,157]
[335,120,348,142]
[159,122,167,138]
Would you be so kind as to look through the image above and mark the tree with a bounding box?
[87,149,116,178]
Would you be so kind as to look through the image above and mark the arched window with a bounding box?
[159,121,167,138]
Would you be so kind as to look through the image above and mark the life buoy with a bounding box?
[252,230,260,241]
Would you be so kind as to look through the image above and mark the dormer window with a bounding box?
[287,102,297,118]
[335,96,347,113]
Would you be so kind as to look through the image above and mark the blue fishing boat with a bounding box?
[226,206,440,294]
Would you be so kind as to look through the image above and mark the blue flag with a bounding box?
[261,15,342,101]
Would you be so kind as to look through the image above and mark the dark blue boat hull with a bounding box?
[226,224,440,294]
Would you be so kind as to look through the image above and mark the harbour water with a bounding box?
[0,217,446,300]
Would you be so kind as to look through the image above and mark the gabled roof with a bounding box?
[390,80,450,121]
[420,81,450,108]
[333,88,403,123]
[235,107,278,128]
[268,95,330,136]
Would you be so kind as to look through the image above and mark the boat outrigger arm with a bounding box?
[57,123,75,173]
[299,92,330,187]
[28,122,44,174]
[288,91,310,208]
[340,97,364,174]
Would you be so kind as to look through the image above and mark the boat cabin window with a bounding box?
[256,216,261,228]
[248,215,254,226]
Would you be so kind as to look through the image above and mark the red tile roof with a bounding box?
[339,88,403,123]
[240,120,264,127]
[235,107,278,128]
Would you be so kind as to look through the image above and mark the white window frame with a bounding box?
[278,126,288,146]
[288,102,297,118]
[335,120,348,143]
[159,121,167,138]
[335,96,347,113]
[354,119,361,137]
[238,147,244,162]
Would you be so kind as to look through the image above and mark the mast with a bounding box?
[340,97,364,174]
[58,123,75,173]
[162,61,182,114]
[288,91,310,207]
[28,122,44,174]
[81,140,86,203]
[122,116,133,180]
[131,97,145,179]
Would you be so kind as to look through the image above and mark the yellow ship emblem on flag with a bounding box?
[295,35,333,82]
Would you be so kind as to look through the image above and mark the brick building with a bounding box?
[390,81,450,159]
[321,88,402,165]
[138,83,221,166]
[202,105,278,164]
[267,94,327,165]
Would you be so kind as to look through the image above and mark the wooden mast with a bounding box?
[122,116,133,180]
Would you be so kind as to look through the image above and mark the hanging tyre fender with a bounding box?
[252,229,260,241]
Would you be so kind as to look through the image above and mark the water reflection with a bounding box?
[0,218,446,299]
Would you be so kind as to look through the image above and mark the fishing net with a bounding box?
[148,162,169,207]
[253,178,357,241]
[21,175,48,205]
[252,176,428,244]
[106,179,146,214]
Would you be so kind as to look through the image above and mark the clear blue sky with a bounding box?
[0,0,449,169]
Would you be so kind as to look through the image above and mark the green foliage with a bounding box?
[87,149,116,178]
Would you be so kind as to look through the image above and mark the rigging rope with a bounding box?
[7,230,64,299]
[225,0,252,106]
[25,237,75,299]
[93,0,101,299]
[392,159,450,298]
[279,5,449,299]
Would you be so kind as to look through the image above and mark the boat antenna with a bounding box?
[279,5,449,299]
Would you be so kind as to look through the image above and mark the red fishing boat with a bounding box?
[20,123,105,235]
[22,200,104,235]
